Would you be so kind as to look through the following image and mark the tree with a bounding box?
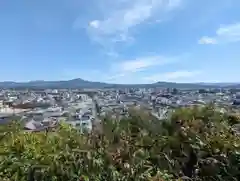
[172,88,178,95]
[0,106,239,181]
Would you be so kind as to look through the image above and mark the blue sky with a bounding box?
[1,0,240,83]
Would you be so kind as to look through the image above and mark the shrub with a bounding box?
[0,106,239,181]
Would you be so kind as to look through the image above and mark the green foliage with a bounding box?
[0,106,240,181]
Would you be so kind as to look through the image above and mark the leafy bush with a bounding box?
[0,106,240,181]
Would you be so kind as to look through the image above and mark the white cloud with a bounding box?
[107,73,126,81]
[105,54,182,83]
[85,0,182,45]
[89,20,100,28]
[61,54,183,83]
[111,55,177,74]
[168,0,182,8]
[199,23,240,44]
[105,50,119,58]
[144,70,201,82]
[198,36,217,44]
[120,57,160,72]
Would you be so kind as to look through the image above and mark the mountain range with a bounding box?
[0,79,239,89]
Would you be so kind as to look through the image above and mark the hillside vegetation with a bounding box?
[0,105,240,181]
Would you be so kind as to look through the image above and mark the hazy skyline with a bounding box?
[1,0,240,84]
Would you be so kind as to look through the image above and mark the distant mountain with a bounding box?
[0,78,108,89]
[0,78,239,89]
[224,84,240,89]
[197,82,240,87]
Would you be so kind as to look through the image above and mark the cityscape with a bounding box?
[1,80,240,134]
[1,80,240,180]
[1,0,240,180]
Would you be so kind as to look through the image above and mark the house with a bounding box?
[24,117,59,132]
[0,114,12,125]
[0,113,22,125]
[80,114,93,132]
[42,118,59,128]
[24,119,45,132]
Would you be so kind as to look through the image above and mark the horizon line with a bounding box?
[0,78,239,85]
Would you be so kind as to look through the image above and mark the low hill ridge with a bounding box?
[0,79,239,89]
